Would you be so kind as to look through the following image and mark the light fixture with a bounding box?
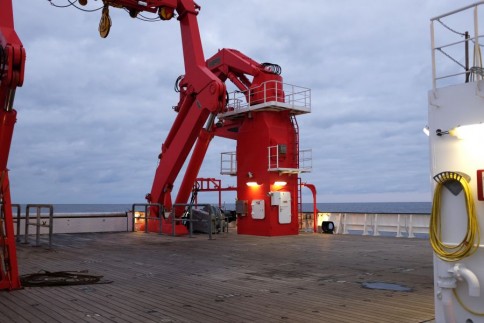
[274,181,287,186]
[436,123,484,139]
[246,181,260,187]
[435,128,450,136]
[423,125,430,137]
[450,123,484,140]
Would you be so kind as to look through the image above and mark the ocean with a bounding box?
[18,202,432,215]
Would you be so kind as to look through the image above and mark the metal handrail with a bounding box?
[267,146,312,173]
[431,1,484,21]
[431,2,484,90]
[170,203,214,239]
[227,81,311,111]
[220,151,237,175]
[131,203,162,234]
[24,204,54,248]
[11,204,21,242]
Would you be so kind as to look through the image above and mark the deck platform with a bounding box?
[1,232,435,322]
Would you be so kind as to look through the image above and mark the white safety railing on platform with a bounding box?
[227,81,311,111]
[430,1,484,90]
[299,212,430,238]
[267,145,312,173]
[220,151,237,175]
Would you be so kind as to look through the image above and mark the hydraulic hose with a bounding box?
[430,172,480,262]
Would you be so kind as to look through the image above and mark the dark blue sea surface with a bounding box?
[19,202,431,215]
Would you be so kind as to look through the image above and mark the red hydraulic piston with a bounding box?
[0,109,21,290]
[0,0,25,290]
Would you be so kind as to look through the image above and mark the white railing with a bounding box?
[220,151,237,175]
[15,212,131,237]
[227,81,311,112]
[299,149,312,172]
[299,212,430,238]
[267,145,312,173]
[430,2,484,90]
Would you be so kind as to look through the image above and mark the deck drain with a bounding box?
[361,282,412,292]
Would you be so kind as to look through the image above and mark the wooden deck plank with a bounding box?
[3,232,435,323]
[5,291,69,323]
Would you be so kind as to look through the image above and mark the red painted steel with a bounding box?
[301,183,319,233]
[83,2,300,236]
[192,178,236,207]
[146,1,226,213]
[0,0,25,290]
[174,49,284,218]
[235,111,300,236]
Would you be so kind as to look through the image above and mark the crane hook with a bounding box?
[99,3,112,38]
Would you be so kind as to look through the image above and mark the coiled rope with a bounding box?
[430,172,480,262]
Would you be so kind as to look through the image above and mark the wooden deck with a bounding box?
[1,232,435,322]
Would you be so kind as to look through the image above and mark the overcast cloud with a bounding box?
[7,1,477,204]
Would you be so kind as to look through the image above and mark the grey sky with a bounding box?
[7,1,474,204]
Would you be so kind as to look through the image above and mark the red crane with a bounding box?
[0,0,312,289]
[0,0,25,290]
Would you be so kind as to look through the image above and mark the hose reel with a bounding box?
[430,171,480,262]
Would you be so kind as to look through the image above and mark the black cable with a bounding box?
[436,18,466,37]
[47,0,75,8]
[122,8,161,22]
[49,0,171,22]
[174,75,184,93]
[261,62,282,75]
[48,0,103,12]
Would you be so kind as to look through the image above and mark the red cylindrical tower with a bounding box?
[236,110,299,236]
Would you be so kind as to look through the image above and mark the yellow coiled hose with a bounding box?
[430,172,480,262]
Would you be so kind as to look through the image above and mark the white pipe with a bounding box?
[441,288,457,323]
[437,268,457,323]
[431,20,437,92]
[451,263,480,297]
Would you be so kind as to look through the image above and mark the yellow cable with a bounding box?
[453,289,484,316]
[429,172,480,262]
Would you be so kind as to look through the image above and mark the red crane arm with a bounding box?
[207,48,283,106]
[143,0,226,209]
[0,0,25,112]
[173,49,284,210]
[0,0,25,290]
[97,0,227,210]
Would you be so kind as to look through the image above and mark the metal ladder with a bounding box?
[290,114,300,168]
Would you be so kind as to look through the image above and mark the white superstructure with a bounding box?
[429,3,484,322]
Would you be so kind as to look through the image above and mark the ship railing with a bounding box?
[267,145,312,173]
[299,212,430,238]
[220,151,237,175]
[131,203,163,234]
[23,204,54,248]
[14,211,130,237]
[169,203,215,240]
[430,1,484,90]
[226,81,311,112]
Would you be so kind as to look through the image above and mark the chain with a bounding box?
[436,18,466,37]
